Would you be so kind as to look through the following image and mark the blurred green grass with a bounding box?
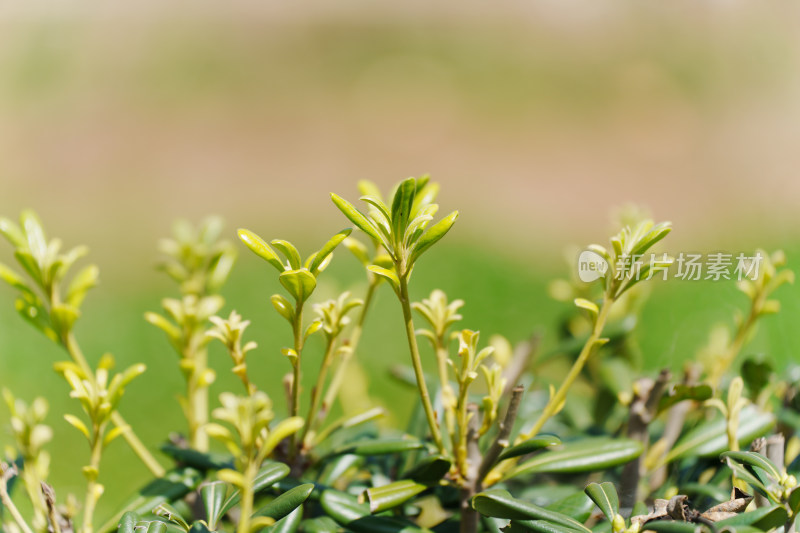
[1,233,799,519]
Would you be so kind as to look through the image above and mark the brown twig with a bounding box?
[478,386,525,485]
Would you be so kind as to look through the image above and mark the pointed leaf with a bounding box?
[310,229,352,275]
[331,193,383,244]
[390,178,417,243]
[471,490,591,533]
[238,229,284,272]
[271,240,301,270]
[271,294,295,323]
[410,211,459,264]
[507,438,642,479]
[497,434,562,462]
[220,462,290,516]
[367,265,399,292]
[266,505,302,533]
[254,483,314,521]
[332,437,425,457]
[202,481,227,529]
[720,451,782,482]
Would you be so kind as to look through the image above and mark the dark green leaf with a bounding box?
[507,438,643,479]
[254,483,313,522]
[298,516,340,533]
[391,178,417,244]
[584,483,619,522]
[716,505,788,530]
[658,384,713,414]
[160,445,233,471]
[640,521,707,533]
[509,520,589,533]
[720,451,782,482]
[546,493,594,525]
[118,512,140,533]
[471,490,591,533]
[220,462,290,516]
[665,406,774,464]
[266,506,303,533]
[401,455,451,486]
[201,482,227,530]
[497,435,562,462]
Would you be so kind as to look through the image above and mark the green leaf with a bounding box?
[545,493,594,525]
[201,481,227,530]
[409,211,459,265]
[310,229,352,276]
[400,455,451,486]
[508,520,588,533]
[20,209,47,263]
[391,178,417,243]
[471,490,591,533]
[238,229,284,272]
[788,486,800,516]
[657,384,713,414]
[117,512,140,533]
[254,483,314,521]
[584,482,619,523]
[271,294,295,323]
[716,505,789,530]
[331,438,425,457]
[506,438,643,479]
[97,469,202,533]
[154,503,190,531]
[664,406,774,464]
[51,303,80,338]
[279,269,317,303]
[298,516,340,533]
[0,262,32,294]
[220,462,291,516]
[497,434,562,462]
[331,193,383,244]
[364,480,426,513]
[321,491,432,533]
[271,240,302,270]
[15,249,43,287]
[720,451,782,482]
[573,298,599,317]
[266,506,303,533]
[639,521,707,533]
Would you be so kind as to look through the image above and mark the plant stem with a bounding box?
[484,295,614,486]
[82,426,104,533]
[436,343,457,449]
[289,304,304,457]
[65,333,165,478]
[301,337,337,448]
[1,465,35,533]
[398,274,446,456]
[520,295,614,441]
[459,404,481,533]
[237,462,257,533]
[322,282,376,419]
[186,345,210,452]
[478,386,524,485]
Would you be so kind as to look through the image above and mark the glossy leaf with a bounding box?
[640,521,707,533]
[401,455,451,486]
[279,269,317,303]
[497,434,562,462]
[118,512,139,533]
[266,506,303,533]
[390,178,417,242]
[238,229,284,272]
[584,482,619,522]
[664,406,774,464]
[271,294,295,323]
[720,451,782,482]
[507,520,588,533]
[471,490,591,533]
[254,483,314,521]
[507,438,643,479]
[321,490,432,533]
[367,265,399,291]
[716,505,788,530]
[220,462,290,516]
[365,480,426,513]
[201,481,227,530]
[160,445,233,471]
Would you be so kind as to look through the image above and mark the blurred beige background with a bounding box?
[2,0,800,279]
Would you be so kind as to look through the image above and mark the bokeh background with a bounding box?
[2,0,800,520]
